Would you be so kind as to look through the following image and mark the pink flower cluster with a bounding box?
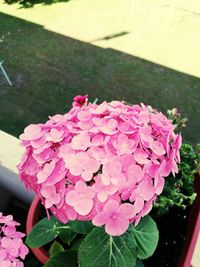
[18,96,182,236]
[0,213,29,267]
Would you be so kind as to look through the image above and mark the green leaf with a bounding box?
[26,216,70,248]
[71,237,82,250]
[78,227,137,267]
[49,241,64,257]
[59,229,77,245]
[44,250,77,267]
[136,260,145,267]
[130,216,159,260]
[69,220,94,234]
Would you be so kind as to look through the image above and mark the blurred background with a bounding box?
[0,0,199,144]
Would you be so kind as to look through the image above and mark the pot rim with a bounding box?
[26,195,49,264]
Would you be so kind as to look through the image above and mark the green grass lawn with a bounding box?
[0,12,199,144]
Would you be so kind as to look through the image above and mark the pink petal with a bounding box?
[118,203,135,219]
[65,190,80,206]
[45,198,54,209]
[19,244,29,259]
[91,134,104,146]
[20,124,42,141]
[41,186,55,198]
[103,200,119,214]
[141,181,155,201]
[0,215,13,224]
[141,201,153,217]
[0,249,6,261]
[150,141,165,156]
[100,126,117,135]
[97,191,108,202]
[46,171,66,186]
[134,148,149,164]
[126,164,143,183]
[138,110,150,124]
[85,158,100,173]
[75,180,86,192]
[92,117,104,126]
[37,161,56,184]
[118,122,136,134]
[111,177,119,185]
[0,260,11,267]
[77,111,92,121]
[75,199,93,216]
[82,170,93,181]
[71,134,91,150]
[105,217,129,236]
[101,175,111,186]
[84,187,95,199]
[50,128,64,139]
[30,136,46,148]
[159,159,172,177]
[92,212,110,226]
[107,119,118,130]
[132,197,144,214]
[92,102,108,114]
[154,176,165,195]
[78,120,93,130]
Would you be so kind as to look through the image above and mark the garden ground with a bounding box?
[0,0,200,144]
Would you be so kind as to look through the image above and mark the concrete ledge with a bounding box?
[0,130,34,203]
[191,232,200,267]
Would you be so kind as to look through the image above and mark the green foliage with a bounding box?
[154,143,200,216]
[26,216,71,248]
[68,220,94,234]
[78,216,158,267]
[70,237,82,250]
[26,215,158,267]
[78,227,137,267]
[167,108,187,133]
[136,260,145,267]
[43,250,77,267]
[59,229,77,245]
[49,241,64,257]
[130,216,159,260]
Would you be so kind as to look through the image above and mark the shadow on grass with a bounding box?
[0,12,199,144]
[4,0,70,8]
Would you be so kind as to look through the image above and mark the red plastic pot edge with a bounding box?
[177,174,200,267]
[26,175,200,266]
[26,196,49,264]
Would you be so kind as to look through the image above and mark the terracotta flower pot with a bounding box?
[26,176,200,266]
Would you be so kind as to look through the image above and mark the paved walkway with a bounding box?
[192,235,200,267]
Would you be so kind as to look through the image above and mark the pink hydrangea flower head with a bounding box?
[0,213,28,266]
[18,96,182,236]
